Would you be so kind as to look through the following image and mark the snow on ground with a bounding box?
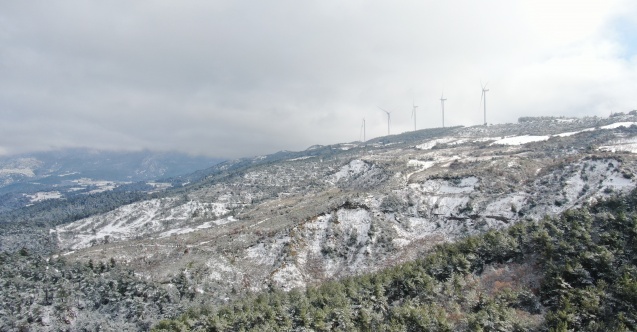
[73,178,114,186]
[408,177,479,217]
[159,220,221,238]
[24,191,63,203]
[554,122,636,138]
[245,234,301,290]
[205,256,236,281]
[561,159,634,205]
[600,122,637,130]
[0,168,36,177]
[291,208,373,280]
[601,173,634,192]
[404,160,437,181]
[72,178,119,194]
[58,172,80,177]
[491,135,550,146]
[483,193,528,218]
[416,137,457,150]
[245,236,290,267]
[428,196,471,216]
[407,160,436,169]
[336,208,372,247]
[416,177,479,194]
[296,214,330,271]
[331,159,369,182]
[338,143,358,151]
[147,182,172,190]
[287,156,316,162]
[392,217,441,246]
[473,137,499,143]
[245,243,270,263]
[555,128,596,137]
[271,264,305,291]
[55,198,233,250]
[392,238,411,248]
[598,137,637,153]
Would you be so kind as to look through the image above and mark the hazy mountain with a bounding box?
[0,149,223,212]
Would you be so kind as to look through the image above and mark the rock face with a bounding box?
[44,116,637,305]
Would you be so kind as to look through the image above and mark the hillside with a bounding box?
[2,115,637,330]
[52,116,637,293]
[154,189,637,331]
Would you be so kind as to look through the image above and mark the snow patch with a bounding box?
[147,182,172,190]
[598,137,637,153]
[25,191,63,203]
[331,159,369,182]
[72,178,119,194]
[55,198,233,249]
[600,122,637,130]
[416,177,479,194]
[491,135,549,146]
[483,194,527,218]
[271,264,305,291]
[0,168,35,177]
[416,138,456,150]
[407,160,436,169]
[287,156,315,162]
[555,128,596,137]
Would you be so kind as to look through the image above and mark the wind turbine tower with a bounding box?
[378,106,392,136]
[360,118,366,142]
[481,83,489,126]
[440,93,447,128]
[411,100,418,131]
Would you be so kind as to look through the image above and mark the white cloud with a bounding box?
[0,0,636,157]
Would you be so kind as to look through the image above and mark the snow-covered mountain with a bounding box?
[43,115,637,304]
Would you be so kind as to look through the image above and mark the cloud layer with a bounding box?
[1,0,636,157]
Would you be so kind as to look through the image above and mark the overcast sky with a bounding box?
[1,1,636,158]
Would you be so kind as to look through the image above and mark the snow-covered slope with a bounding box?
[50,115,637,302]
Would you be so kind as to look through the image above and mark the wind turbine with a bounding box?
[411,99,418,131]
[377,106,392,136]
[360,118,366,142]
[480,83,489,126]
[440,93,447,128]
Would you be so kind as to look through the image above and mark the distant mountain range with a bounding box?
[0,149,223,211]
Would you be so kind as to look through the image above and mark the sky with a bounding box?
[1,0,636,158]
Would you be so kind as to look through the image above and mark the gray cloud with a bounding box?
[1,0,636,158]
